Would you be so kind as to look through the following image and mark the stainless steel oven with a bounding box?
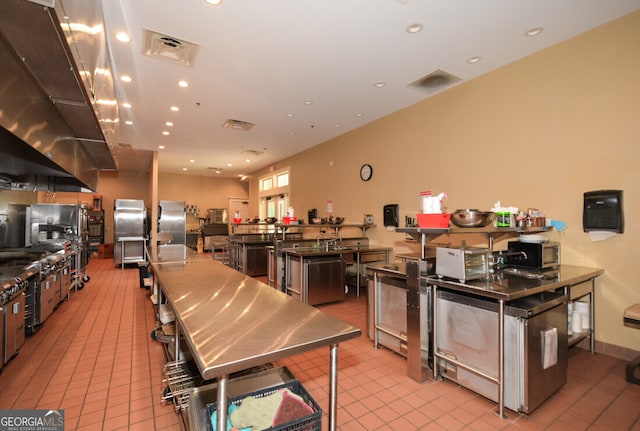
[60,253,72,301]
[0,267,33,365]
[36,256,62,325]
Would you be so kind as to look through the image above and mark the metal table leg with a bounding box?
[216,374,229,431]
[329,344,338,431]
[497,299,505,418]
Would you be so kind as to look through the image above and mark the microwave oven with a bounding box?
[436,247,490,282]
[507,241,560,270]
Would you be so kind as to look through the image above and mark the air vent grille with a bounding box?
[242,149,264,157]
[143,29,199,67]
[223,119,255,131]
[407,69,462,95]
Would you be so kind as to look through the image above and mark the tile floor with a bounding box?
[1,257,639,430]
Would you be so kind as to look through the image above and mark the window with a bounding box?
[276,172,288,187]
[259,168,290,220]
[261,177,273,191]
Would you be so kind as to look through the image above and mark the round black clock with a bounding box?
[360,164,373,181]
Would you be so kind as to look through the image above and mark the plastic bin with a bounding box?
[206,380,321,431]
[417,213,450,228]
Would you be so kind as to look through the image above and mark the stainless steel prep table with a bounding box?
[283,245,392,300]
[150,258,361,431]
[428,264,603,417]
[147,243,211,264]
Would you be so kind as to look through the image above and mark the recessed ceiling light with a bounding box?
[189,159,195,163]
[158,145,165,150]
[125,120,133,125]
[170,106,180,112]
[374,82,386,88]
[165,121,174,127]
[406,23,423,34]
[178,80,189,88]
[122,102,132,108]
[525,27,544,37]
[227,163,233,167]
[115,32,130,43]
[205,0,222,5]
[303,100,313,105]
[120,75,132,83]
[467,56,482,64]
[245,159,251,163]
[335,123,342,127]
[355,113,364,118]
[287,113,295,117]
[162,131,170,136]
[182,168,188,171]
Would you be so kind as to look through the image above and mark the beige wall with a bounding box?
[157,173,249,230]
[247,11,640,352]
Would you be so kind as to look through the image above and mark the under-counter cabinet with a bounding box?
[429,264,603,417]
[286,254,345,305]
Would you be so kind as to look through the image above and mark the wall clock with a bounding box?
[360,164,373,181]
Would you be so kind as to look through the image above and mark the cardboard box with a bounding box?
[98,243,114,259]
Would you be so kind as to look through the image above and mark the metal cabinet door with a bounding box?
[305,258,345,305]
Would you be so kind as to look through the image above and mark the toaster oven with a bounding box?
[507,241,560,270]
[436,247,490,282]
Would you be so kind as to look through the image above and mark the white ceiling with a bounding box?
[102,0,640,177]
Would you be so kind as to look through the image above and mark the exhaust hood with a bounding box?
[0,0,119,192]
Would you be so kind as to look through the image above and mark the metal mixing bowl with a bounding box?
[450,209,495,227]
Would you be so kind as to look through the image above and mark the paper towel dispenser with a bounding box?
[583,190,624,233]
[383,204,399,227]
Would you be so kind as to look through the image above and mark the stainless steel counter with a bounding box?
[147,244,210,264]
[282,244,392,258]
[428,265,604,301]
[150,258,361,430]
[428,263,603,418]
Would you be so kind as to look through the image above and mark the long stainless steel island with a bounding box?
[149,244,361,431]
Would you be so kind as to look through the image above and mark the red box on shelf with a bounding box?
[417,213,450,228]
[282,217,298,225]
[233,218,243,224]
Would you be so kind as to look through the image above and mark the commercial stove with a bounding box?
[0,264,37,365]
[0,248,65,335]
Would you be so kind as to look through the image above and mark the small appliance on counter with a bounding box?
[436,247,491,283]
[507,241,560,270]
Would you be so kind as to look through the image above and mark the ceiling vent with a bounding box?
[407,69,462,95]
[242,149,264,157]
[223,119,255,131]
[143,29,200,67]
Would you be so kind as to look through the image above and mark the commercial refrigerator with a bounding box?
[158,201,186,245]
[114,199,147,267]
